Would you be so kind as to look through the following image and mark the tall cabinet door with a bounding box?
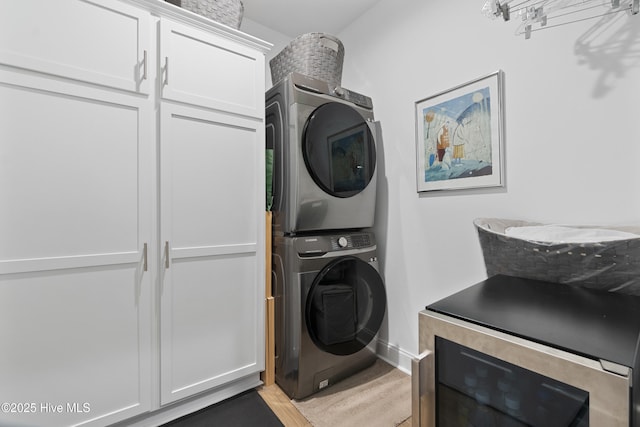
[158,16,265,405]
[0,71,152,426]
[159,103,265,404]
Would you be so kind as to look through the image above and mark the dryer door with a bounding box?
[303,102,376,198]
[305,256,386,356]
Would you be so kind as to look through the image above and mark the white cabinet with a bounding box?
[0,62,153,426]
[160,18,264,117]
[0,0,268,425]
[0,0,151,93]
[158,17,266,404]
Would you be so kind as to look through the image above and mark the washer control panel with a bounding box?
[295,232,375,256]
[330,233,372,250]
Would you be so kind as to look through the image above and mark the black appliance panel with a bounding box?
[302,102,376,198]
[436,337,589,427]
[305,256,386,355]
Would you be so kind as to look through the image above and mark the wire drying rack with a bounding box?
[483,0,639,38]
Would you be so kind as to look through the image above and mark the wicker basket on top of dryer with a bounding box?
[474,218,640,295]
[270,33,345,87]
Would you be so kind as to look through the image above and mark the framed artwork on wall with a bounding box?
[415,70,505,193]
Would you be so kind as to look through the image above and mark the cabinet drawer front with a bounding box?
[0,0,151,93]
[160,18,264,117]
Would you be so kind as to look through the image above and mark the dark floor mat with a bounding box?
[162,389,283,427]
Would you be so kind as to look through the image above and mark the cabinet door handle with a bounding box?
[164,241,170,269]
[143,243,148,272]
[164,57,169,86]
[142,50,148,81]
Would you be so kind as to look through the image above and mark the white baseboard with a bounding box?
[375,339,415,375]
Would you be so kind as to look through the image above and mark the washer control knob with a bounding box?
[337,236,348,248]
[334,86,346,97]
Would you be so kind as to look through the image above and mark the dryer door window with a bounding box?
[305,256,386,356]
[303,102,376,198]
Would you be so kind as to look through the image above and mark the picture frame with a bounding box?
[415,70,505,192]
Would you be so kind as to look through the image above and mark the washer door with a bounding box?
[303,102,376,198]
[306,256,386,356]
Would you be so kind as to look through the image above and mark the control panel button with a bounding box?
[337,236,349,248]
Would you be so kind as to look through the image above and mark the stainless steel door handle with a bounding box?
[164,57,169,86]
[142,50,148,81]
[164,241,170,269]
[143,243,148,272]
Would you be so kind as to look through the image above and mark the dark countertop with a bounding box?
[426,274,640,368]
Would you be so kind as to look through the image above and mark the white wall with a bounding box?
[335,0,640,370]
[240,18,290,87]
[245,2,640,371]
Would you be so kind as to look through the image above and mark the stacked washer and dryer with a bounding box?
[266,72,387,399]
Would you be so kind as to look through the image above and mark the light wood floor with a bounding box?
[257,384,311,426]
[257,384,412,427]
